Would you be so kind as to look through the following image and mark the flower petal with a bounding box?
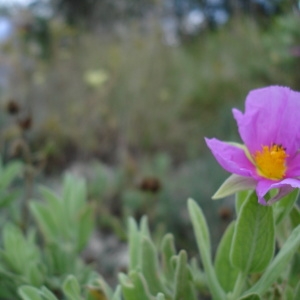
[286,152,300,177]
[205,138,255,177]
[233,86,300,155]
[256,178,300,205]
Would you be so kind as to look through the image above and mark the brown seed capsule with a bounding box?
[18,116,32,130]
[218,206,232,221]
[6,99,20,115]
[139,177,162,193]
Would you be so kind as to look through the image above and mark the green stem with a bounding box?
[231,272,246,300]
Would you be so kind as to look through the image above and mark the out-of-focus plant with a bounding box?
[19,275,122,300]
[29,174,95,288]
[0,158,22,213]
[119,216,199,300]
[0,172,111,299]
[0,223,45,297]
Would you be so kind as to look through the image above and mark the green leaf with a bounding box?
[174,250,188,300]
[62,275,82,300]
[1,224,41,279]
[290,205,300,229]
[214,221,238,292]
[174,250,196,300]
[161,234,176,282]
[128,218,140,271]
[77,205,94,251]
[274,189,299,225]
[188,199,225,300]
[156,293,166,300]
[288,252,300,287]
[18,286,43,300]
[0,190,20,208]
[119,272,154,300]
[245,224,300,296]
[140,216,151,237]
[0,161,22,189]
[293,280,300,300]
[230,192,275,274]
[141,237,165,295]
[235,191,251,216]
[30,202,58,242]
[40,287,59,300]
[212,174,256,199]
[238,293,261,300]
[285,285,294,300]
[111,286,122,300]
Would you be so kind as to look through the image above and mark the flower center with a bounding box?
[253,144,288,180]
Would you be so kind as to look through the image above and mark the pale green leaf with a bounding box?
[41,287,59,300]
[0,161,22,189]
[231,192,275,273]
[128,217,140,271]
[18,286,43,300]
[245,225,300,296]
[274,189,299,225]
[62,275,82,300]
[212,174,256,199]
[235,190,251,215]
[293,280,300,300]
[238,293,261,300]
[156,293,166,300]
[141,237,165,295]
[188,199,225,300]
[119,271,155,300]
[161,233,176,282]
[214,221,238,292]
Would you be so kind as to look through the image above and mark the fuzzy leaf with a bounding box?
[141,237,165,295]
[290,206,300,229]
[245,224,300,296]
[30,202,58,242]
[128,218,140,270]
[274,189,299,225]
[212,174,256,199]
[77,205,94,251]
[18,286,43,300]
[231,192,275,273]
[214,221,238,292]
[174,250,196,300]
[238,293,261,300]
[140,216,151,237]
[111,286,122,300]
[156,294,166,300]
[161,234,176,282]
[235,190,251,215]
[188,199,225,300]
[119,271,155,300]
[62,275,82,300]
[294,281,300,300]
[0,161,22,190]
[40,287,58,300]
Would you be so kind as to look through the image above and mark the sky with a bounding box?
[0,0,35,6]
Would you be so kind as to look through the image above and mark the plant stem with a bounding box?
[231,272,246,300]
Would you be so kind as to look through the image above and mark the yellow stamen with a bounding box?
[254,144,288,180]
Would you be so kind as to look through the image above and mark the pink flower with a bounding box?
[206,86,300,205]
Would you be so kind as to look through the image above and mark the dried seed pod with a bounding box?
[218,206,232,221]
[6,99,20,115]
[139,177,162,193]
[18,116,32,131]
